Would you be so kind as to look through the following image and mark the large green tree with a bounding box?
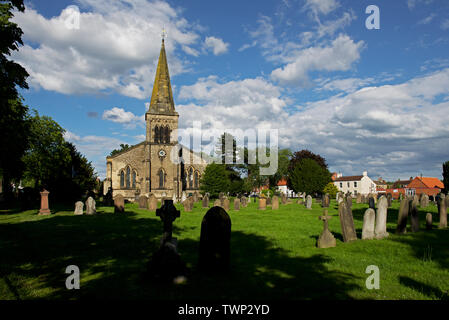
[200,163,230,199]
[289,158,332,196]
[288,149,329,191]
[443,161,449,193]
[0,0,30,198]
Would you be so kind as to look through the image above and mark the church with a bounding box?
[103,38,207,201]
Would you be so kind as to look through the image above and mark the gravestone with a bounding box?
[181,191,187,203]
[114,194,125,213]
[281,193,287,205]
[396,198,409,234]
[241,196,248,208]
[410,197,420,232]
[219,192,225,203]
[420,194,429,208]
[338,201,357,242]
[234,198,240,211]
[198,206,231,272]
[272,195,279,210]
[266,197,272,206]
[139,195,148,209]
[104,187,113,206]
[356,193,362,204]
[39,189,51,215]
[438,194,447,229]
[322,193,330,208]
[369,196,375,209]
[214,199,221,207]
[258,197,266,210]
[375,196,389,239]
[426,213,433,230]
[223,198,230,211]
[317,209,336,248]
[183,197,193,212]
[306,195,312,209]
[362,208,376,240]
[202,194,209,208]
[156,199,180,244]
[193,192,199,203]
[387,194,392,207]
[148,194,158,212]
[74,201,84,215]
[85,196,96,215]
[346,195,352,210]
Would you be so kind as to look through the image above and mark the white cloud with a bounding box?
[204,36,229,55]
[102,107,145,129]
[271,34,364,86]
[304,0,339,16]
[441,19,449,30]
[12,0,202,99]
[417,13,436,25]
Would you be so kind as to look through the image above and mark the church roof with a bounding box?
[148,39,176,115]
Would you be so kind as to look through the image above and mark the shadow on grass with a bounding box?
[0,208,362,300]
[399,276,449,300]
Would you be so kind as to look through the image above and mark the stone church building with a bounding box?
[103,39,207,201]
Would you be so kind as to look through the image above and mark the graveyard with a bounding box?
[1,197,448,300]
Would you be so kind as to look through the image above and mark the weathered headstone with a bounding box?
[375,196,389,239]
[317,209,336,248]
[156,199,180,244]
[387,194,392,207]
[322,193,330,208]
[85,196,96,215]
[281,193,287,205]
[346,195,352,209]
[362,208,376,240]
[74,201,84,215]
[306,195,312,209]
[223,197,230,211]
[369,196,375,209]
[266,197,272,206]
[426,213,433,230]
[338,201,357,242]
[214,199,221,207]
[356,193,362,204]
[258,197,266,210]
[193,192,199,203]
[198,206,231,272]
[183,197,193,212]
[202,194,209,208]
[148,194,158,211]
[410,196,420,232]
[396,198,409,234]
[420,194,429,208]
[38,189,51,215]
[104,187,113,206]
[241,196,248,208]
[438,194,447,229]
[114,194,125,213]
[272,195,279,210]
[139,195,148,209]
[233,198,240,211]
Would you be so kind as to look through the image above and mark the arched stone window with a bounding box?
[194,171,199,189]
[126,167,131,188]
[120,171,125,188]
[188,167,194,189]
[164,126,170,143]
[132,170,137,189]
[158,168,165,188]
[154,126,160,143]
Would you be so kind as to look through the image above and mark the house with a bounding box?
[373,177,388,190]
[276,178,298,198]
[404,176,444,198]
[333,171,377,196]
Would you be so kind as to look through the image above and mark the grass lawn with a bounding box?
[0,198,448,300]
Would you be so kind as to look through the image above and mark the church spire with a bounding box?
[148,36,175,114]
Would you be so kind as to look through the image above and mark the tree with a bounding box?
[110,144,130,156]
[288,149,329,191]
[268,148,292,188]
[200,163,230,199]
[289,158,331,196]
[0,0,30,199]
[443,161,449,193]
[323,182,339,198]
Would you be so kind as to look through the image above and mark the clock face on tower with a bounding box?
[158,149,166,157]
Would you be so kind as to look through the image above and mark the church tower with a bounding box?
[144,38,181,199]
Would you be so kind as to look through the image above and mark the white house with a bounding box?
[333,171,377,196]
[276,178,298,198]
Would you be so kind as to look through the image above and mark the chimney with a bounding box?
[363,171,368,177]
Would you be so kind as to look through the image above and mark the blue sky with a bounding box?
[12,0,449,181]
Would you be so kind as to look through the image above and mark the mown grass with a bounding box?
[0,198,448,300]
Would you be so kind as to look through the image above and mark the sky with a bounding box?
[11,0,449,181]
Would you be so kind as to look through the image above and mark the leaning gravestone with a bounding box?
[139,195,148,209]
[202,195,209,208]
[346,195,352,209]
[259,197,267,210]
[426,213,433,230]
[198,206,231,272]
[306,195,312,210]
[396,198,409,234]
[375,196,389,239]
[272,195,279,210]
[410,197,420,232]
[338,201,357,242]
[362,208,376,240]
[148,194,158,212]
[114,194,125,213]
[74,201,84,215]
[233,198,240,211]
[438,194,447,229]
[85,196,96,215]
[317,209,336,248]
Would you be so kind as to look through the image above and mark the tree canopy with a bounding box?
[289,158,332,196]
[200,163,230,199]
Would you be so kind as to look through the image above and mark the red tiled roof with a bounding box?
[334,175,363,182]
[415,177,444,189]
[277,178,287,186]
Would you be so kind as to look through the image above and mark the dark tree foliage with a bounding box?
[110,144,131,156]
[200,163,230,199]
[289,158,332,196]
[288,149,329,191]
[443,161,449,193]
[0,0,30,199]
